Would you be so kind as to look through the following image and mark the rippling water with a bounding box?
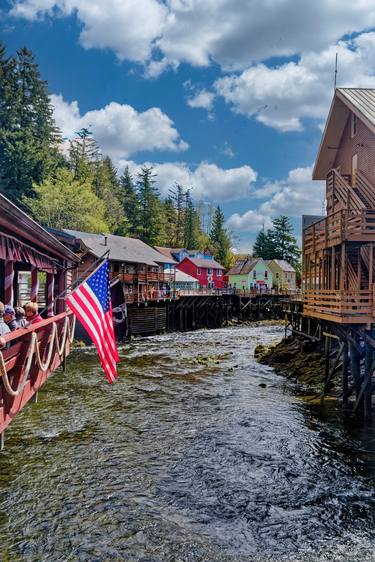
[0,324,374,561]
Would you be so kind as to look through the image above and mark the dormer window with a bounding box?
[351,113,357,138]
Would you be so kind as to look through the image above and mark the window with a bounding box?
[197,268,201,275]
[351,153,358,187]
[217,270,222,276]
[351,112,357,137]
[253,270,257,279]
[276,272,279,278]
[265,270,268,278]
[208,268,213,275]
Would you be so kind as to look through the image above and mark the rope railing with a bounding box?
[0,313,76,398]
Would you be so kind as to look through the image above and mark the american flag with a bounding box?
[66,260,119,384]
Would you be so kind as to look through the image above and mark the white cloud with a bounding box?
[225,165,325,233]
[11,0,168,63]
[186,89,215,111]
[50,94,188,159]
[215,32,375,131]
[10,1,375,72]
[226,210,272,234]
[118,160,257,201]
[259,165,325,217]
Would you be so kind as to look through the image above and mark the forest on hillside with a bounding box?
[0,43,300,271]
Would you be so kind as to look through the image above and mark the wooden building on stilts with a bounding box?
[302,88,375,419]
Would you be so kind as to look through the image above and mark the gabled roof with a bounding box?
[181,256,225,270]
[313,88,375,180]
[64,230,176,266]
[155,246,184,260]
[227,257,260,275]
[267,259,295,273]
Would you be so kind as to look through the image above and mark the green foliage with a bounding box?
[253,228,275,260]
[209,206,232,268]
[69,127,99,182]
[94,156,128,234]
[23,168,109,232]
[136,166,164,245]
[0,42,233,252]
[0,44,62,205]
[253,216,300,269]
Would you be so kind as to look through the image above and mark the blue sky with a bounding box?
[1,1,375,251]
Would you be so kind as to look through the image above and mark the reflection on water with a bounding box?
[0,324,374,561]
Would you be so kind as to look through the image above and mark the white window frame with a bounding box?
[351,113,357,138]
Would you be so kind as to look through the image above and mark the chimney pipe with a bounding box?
[104,236,108,247]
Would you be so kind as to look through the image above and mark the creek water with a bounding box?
[0,323,374,561]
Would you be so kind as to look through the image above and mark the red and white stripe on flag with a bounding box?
[66,261,119,384]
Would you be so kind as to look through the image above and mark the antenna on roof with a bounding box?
[334,52,338,90]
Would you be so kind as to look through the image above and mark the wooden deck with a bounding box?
[303,289,375,323]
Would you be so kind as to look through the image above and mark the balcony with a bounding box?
[303,289,374,323]
[304,209,375,255]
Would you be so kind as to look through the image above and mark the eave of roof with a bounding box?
[313,88,375,180]
[0,194,78,262]
[181,256,225,269]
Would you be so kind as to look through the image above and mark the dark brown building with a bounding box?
[303,88,375,323]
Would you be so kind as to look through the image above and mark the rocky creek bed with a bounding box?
[255,335,329,392]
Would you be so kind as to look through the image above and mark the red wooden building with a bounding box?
[0,194,79,442]
[177,257,225,289]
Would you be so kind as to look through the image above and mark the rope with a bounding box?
[0,314,76,397]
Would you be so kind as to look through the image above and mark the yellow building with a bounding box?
[266,260,296,291]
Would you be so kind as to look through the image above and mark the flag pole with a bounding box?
[38,250,110,317]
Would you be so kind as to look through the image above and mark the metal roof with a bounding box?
[268,259,295,273]
[0,194,78,263]
[64,230,176,266]
[175,270,198,283]
[338,88,375,127]
[154,246,182,261]
[313,88,375,179]
[227,257,259,276]
[181,256,225,270]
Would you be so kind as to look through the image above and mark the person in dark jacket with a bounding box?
[0,302,10,344]
[3,305,17,331]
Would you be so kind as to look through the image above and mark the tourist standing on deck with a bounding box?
[4,306,17,331]
[24,302,43,325]
[0,303,10,337]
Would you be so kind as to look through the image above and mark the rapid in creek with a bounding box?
[0,324,374,561]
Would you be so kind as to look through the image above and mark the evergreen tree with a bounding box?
[209,205,232,268]
[162,195,178,246]
[169,183,185,246]
[0,45,62,205]
[119,166,141,237]
[23,168,108,232]
[69,127,99,182]
[136,166,164,245]
[184,190,201,249]
[93,156,128,234]
[253,227,274,260]
[271,215,300,267]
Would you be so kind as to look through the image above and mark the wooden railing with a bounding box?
[304,289,374,321]
[304,209,375,254]
[0,312,75,434]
